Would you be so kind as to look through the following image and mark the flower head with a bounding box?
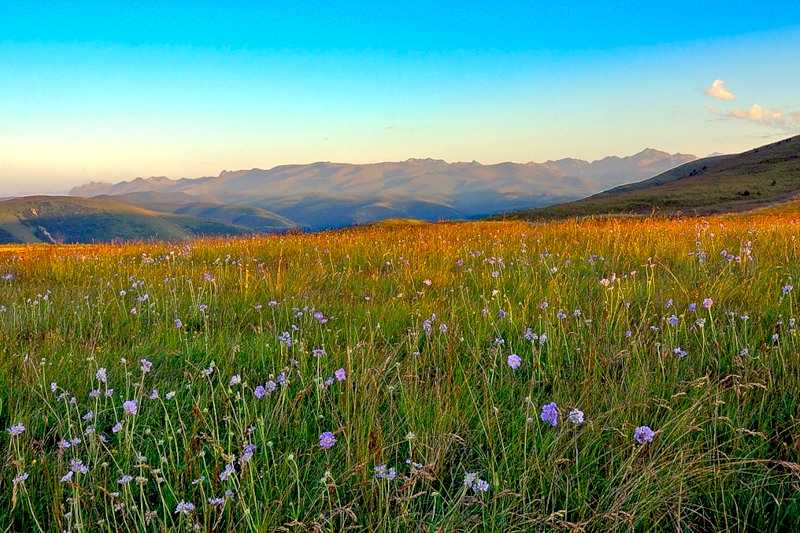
[507,354,522,370]
[334,368,346,382]
[6,423,25,437]
[634,425,655,444]
[122,400,138,416]
[568,408,584,425]
[540,402,558,427]
[319,431,337,449]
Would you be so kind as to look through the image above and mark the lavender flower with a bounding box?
[174,501,195,515]
[112,421,123,433]
[334,368,346,382]
[117,475,133,485]
[139,358,153,373]
[229,374,241,387]
[463,472,490,493]
[13,472,28,485]
[568,409,585,425]
[634,425,655,444]
[122,400,138,416]
[254,385,266,399]
[7,423,25,437]
[783,284,794,296]
[540,402,558,427]
[319,431,337,449]
[219,463,235,482]
[702,298,714,310]
[96,367,107,383]
[507,354,522,370]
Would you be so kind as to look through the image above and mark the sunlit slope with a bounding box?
[512,135,800,219]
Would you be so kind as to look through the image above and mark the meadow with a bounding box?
[1,215,800,531]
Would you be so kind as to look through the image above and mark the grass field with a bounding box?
[2,215,800,531]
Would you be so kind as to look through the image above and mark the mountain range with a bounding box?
[68,149,696,229]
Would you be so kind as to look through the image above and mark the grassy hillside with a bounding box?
[0,196,251,243]
[512,135,800,220]
[2,214,800,530]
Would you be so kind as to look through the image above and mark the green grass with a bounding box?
[1,216,800,531]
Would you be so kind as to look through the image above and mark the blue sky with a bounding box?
[1,1,799,195]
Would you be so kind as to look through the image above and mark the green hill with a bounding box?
[510,135,800,220]
[0,196,251,244]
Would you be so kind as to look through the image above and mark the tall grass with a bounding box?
[1,216,800,531]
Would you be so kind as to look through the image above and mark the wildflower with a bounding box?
[374,464,398,480]
[634,425,655,444]
[702,298,714,309]
[278,331,293,347]
[783,284,794,296]
[148,389,159,400]
[165,391,175,400]
[174,318,183,329]
[118,475,133,485]
[254,385,266,399]
[82,411,94,421]
[112,422,123,433]
[688,303,697,312]
[334,368,346,382]
[264,380,277,393]
[51,382,58,393]
[13,472,28,485]
[89,389,101,399]
[276,372,287,385]
[96,367,107,383]
[463,472,490,494]
[240,443,256,464]
[7,423,25,437]
[174,501,195,515]
[208,497,225,506]
[69,458,89,474]
[229,374,241,387]
[540,402,558,427]
[312,347,326,357]
[524,328,537,341]
[667,314,679,327]
[313,311,328,324]
[60,471,74,483]
[122,400,138,416]
[219,463,235,482]
[568,409,585,425]
[319,431,337,449]
[673,347,688,358]
[139,359,153,373]
[507,354,522,370]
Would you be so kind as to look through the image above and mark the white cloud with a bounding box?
[722,104,800,130]
[705,79,735,101]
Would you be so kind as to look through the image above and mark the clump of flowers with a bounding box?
[463,472,490,494]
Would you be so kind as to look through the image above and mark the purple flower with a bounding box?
[312,347,326,357]
[319,431,337,449]
[278,331,293,347]
[117,474,133,485]
[174,501,195,515]
[174,318,183,329]
[334,368,346,382]
[219,463,235,482]
[702,298,714,310]
[96,367,107,383]
[688,302,697,312]
[264,380,277,393]
[783,284,794,296]
[254,385,266,399]
[122,400,138,416]
[568,409,584,425]
[634,425,655,444]
[229,374,241,387]
[313,311,328,324]
[463,472,490,494]
[667,314,679,327]
[240,443,256,464]
[7,423,25,437]
[139,358,153,373]
[112,421,123,433]
[373,464,398,480]
[13,472,28,485]
[540,402,558,427]
[507,354,522,370]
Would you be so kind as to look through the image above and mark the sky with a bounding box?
[1,1,799,196]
